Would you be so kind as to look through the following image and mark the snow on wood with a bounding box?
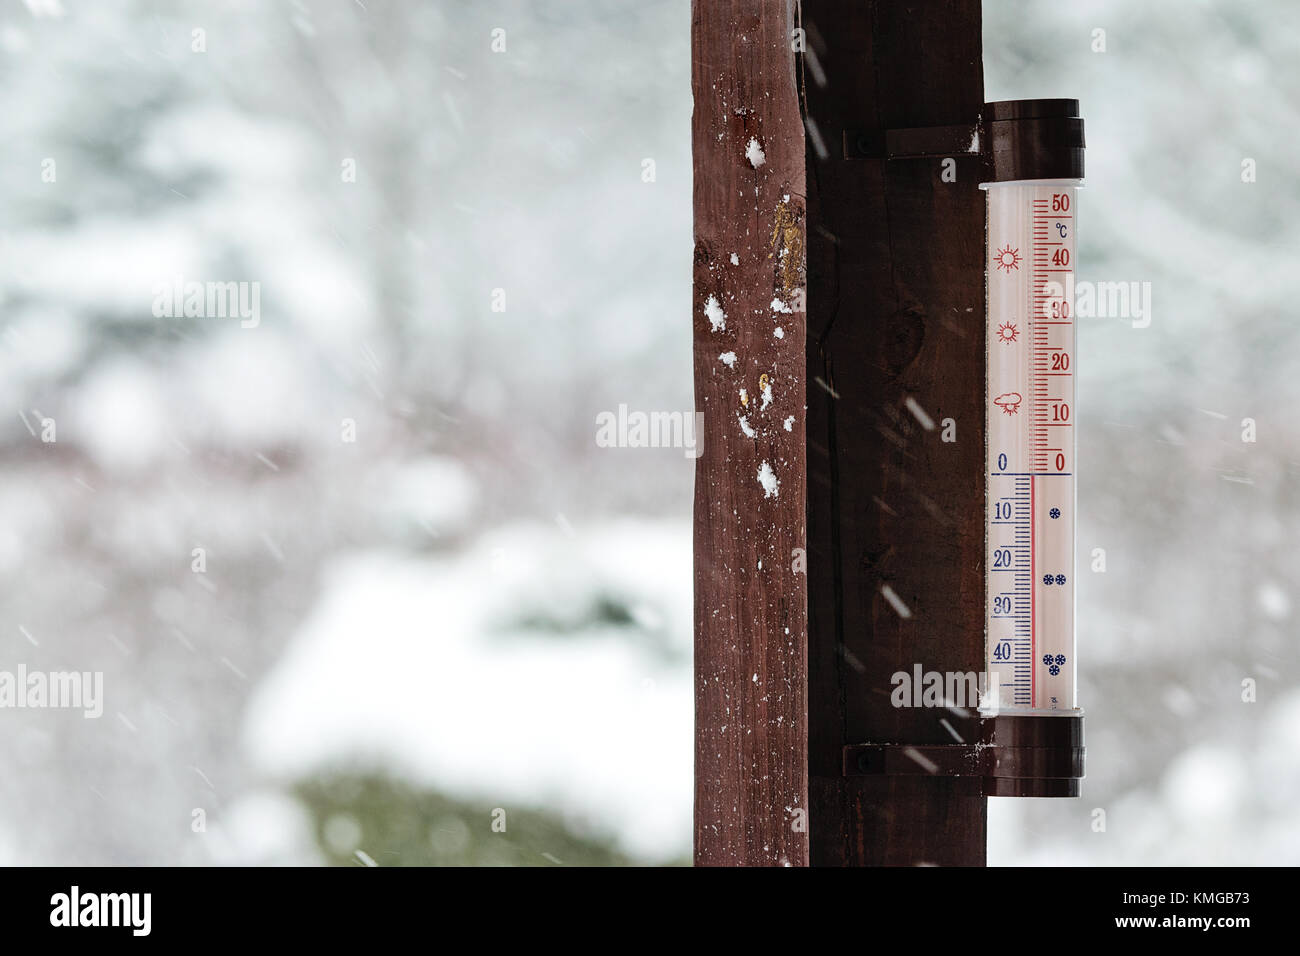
[691,0,807,867]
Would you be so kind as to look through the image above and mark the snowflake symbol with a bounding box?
[1042,655,1054,666]
[1055,574,1067,586]
[1045,653,1067,676]
[1042,574,1054,586]
[1050,508,1061,519]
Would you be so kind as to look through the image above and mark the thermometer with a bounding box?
[981,100,1085,716]
[845,101,1088,798]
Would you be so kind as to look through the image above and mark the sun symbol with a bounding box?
[994,245,1021,272]
[997,321,1018,344]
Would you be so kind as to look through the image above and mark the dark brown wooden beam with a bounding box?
[691,0,809,866]
[802,0,989,866]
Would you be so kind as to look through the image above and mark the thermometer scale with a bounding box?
[982,100,1085,725]
[984,181,1078,710]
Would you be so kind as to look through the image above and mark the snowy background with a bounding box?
[0,0,1295,865]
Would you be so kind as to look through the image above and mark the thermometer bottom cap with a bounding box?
[841,713,1085,798]
[982,713,1085,798]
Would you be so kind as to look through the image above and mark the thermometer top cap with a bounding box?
[983,98,1085,182]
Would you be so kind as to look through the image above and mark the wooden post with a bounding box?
[693,0,987,865]
[691,0,809,867]
[802,0,988,866]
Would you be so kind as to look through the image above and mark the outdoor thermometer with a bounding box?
[834,101,1087,798]
[982,100,1085,721]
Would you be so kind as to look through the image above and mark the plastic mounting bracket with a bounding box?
[842,713,1085,797]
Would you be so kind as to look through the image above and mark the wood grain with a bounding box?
[692,0,809,867]
[802,0,990,866]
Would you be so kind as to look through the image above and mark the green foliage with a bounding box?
[296,772,683,867]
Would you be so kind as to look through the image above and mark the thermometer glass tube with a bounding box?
[984,177,1081,713]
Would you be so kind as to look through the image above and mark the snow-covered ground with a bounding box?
[243,521,694,862]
